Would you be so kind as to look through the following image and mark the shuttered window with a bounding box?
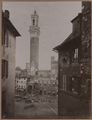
[2,29,8,47]
[2,59,8,79]
[62,75,67,91]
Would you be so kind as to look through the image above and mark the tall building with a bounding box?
[1,10,20,118]
[54,1,91,118]
[29,10,40,75]
[26,63,31,77]
[51,56,58,82]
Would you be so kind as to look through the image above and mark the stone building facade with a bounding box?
[15,67,28,96]
[15,77,27,96]
[54,1,91,118]
[1,10,20,118]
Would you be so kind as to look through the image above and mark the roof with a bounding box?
[53,31,80,51]
[3,17,21,37]
[53,13,82,51]
[71,13,82,23]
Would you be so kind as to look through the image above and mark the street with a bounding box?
[14,95,58,118]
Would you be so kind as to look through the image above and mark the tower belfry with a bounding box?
[29,10,40,75]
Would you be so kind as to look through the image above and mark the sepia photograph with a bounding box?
[1,0,91,119]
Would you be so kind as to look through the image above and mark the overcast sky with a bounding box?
[3,1,81,70]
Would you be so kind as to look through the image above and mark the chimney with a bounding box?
[4,10,10,19]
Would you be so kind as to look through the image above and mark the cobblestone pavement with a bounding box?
[15,95,58,118]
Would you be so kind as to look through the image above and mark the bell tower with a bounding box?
[29,10,40,75]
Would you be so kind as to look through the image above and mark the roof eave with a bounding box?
[71,13,82,23]
[4,17,21,37]
[53,33,80,52]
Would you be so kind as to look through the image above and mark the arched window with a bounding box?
[33,19,35,25]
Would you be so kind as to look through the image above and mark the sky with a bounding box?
[3,1,81,70]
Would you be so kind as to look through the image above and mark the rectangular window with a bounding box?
[2,59,8,79]
[2,30,9,47]
[71,48,78,63]
[33,19,35,25]
[62,75,67,91]
[6,60,8,78]
[2,23,5,45]
[69,76,81,95]
[2,60,4,79]
[74,48,78,59]
[5,32,8,47]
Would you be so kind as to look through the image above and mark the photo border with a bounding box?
[0,0,92,119]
